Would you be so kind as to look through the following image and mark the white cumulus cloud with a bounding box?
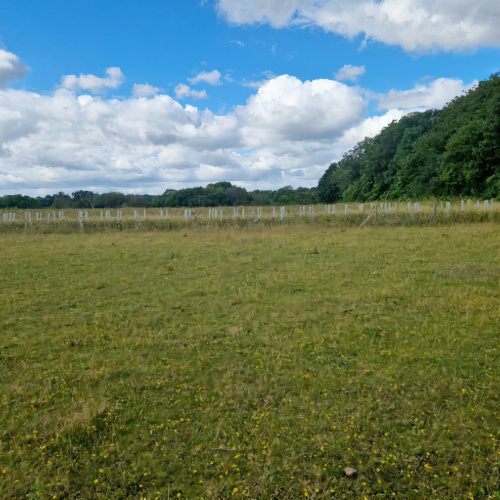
[77,95,94,106]
[0,49,30,88]
[174,84,208,100]
[132,83,160,97]
[335,64,366,82]
[0,70,373,193]
[188,70,222,86]
[60,67,124,94]
[216,0,500,52]
[235,75,367,145]
[0,52,478,194]
[377,77,478,110]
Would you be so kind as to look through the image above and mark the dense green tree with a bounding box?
[225,186,250,206]
[72,190,95,208]
[93,192,127,208]
[0,194,39,209]
[159,182,317,207]
[317,72,500,201]
[51,192,73,209]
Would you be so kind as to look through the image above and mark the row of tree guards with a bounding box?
[0,199,495,225]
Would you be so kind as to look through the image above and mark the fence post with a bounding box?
[433,198,437,223]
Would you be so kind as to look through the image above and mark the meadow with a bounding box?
[1,221,500,499]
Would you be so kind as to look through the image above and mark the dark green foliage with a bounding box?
[72,190,95,208]
[159,182,318,207]
[0,191,162,210]
[51,192,73,209]
[1,184,318,209]
[94,192,127,208]
[161,183,232,207]
[318,72,500,202]
[0,194,41,209]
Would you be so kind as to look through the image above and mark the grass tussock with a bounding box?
[1,224,500,499]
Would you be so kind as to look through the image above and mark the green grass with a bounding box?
[1,224,500,499]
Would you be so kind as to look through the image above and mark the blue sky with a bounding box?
[0,0,499,195]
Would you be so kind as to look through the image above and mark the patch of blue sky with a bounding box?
[2,0,497,111]
[232,150,254,156]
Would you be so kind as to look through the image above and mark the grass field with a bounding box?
[1,223,500,499]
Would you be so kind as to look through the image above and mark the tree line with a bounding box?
[0,191,159,209]
[0,185,318,209]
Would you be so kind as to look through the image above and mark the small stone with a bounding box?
[345,467,357,478]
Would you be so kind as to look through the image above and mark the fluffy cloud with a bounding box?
[0,71,372,193]
[60,67,124,94]
[216,0,500,52]
[0,49,30,88]
[132,83,160,97]
[174,84,208,100]
[335,64,365,82]
[0,54,474,194]
[188,70,222,86]
[377,77,478,110]
[236,76,366,145]
[337,109,408,149]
